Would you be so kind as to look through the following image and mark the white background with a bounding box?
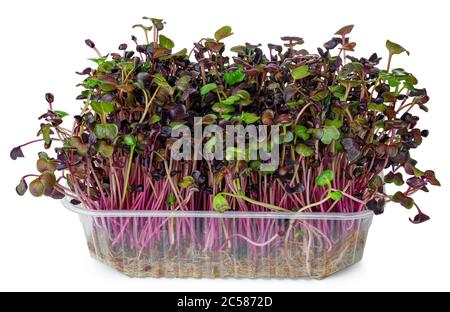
[1,0,449,291]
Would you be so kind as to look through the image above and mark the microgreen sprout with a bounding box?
[11,20,440,266]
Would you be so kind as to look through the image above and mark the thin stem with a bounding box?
[387,53,393,72]
[138,86,160,124]
[18,139,46,148]
[120,145,135,208]
[93,47,102,58]
[219,192,290,212]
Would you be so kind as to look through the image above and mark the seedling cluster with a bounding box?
[12,20,439,225]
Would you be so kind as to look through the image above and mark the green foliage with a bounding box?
[11,20,438,227]
[178,176,194,189]
[386,40,409,56]
[316,170,334,187]
[200,83,218,96]
[295,125,310,141]
[292,65,310,80]
[213,194,231,212]
[239,112,260,124]
[94,124,118,139]
[214,26,233,41]
[122,134,137,147]
[295,144,314,157]
[330,191,343,201]
[224,68,245,86]
[321,125,340,145]
[91,101,115,114]
[159,34,174,49]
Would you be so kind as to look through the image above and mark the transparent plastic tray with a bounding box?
[63,198,373,279]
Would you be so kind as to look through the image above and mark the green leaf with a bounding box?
[132,24,152,32]
[240,112,260,124]
[295,230,305,238]
[29,178,45,197]
[40,171,56,189]
[69,137,89,156]
[321,125,340,145]
[178,176,194,189]
[330,191,343,201]
[152,73,173,94]
[368,103,386,112]
[166,193,176,207]
[295,125,310,141]
[91,101,115,114]
[141,59,152,72]
[310,128,324,140]
[214,26,233,41]
[281,131,294,144]
[295,144,314,157]
[54,110,69,118]
[213,194,231,213]
[400,197,414,209]
[144,17,164,30]
[260,164,278,175]
[169,120,187,130]
[84,78,116,91]
[212,102,235,114]
[149,114,161,124]
[167,48,188,59]
[316,169,334,186]
[224,68,245,86]
[98,60,116,73]
[123,134,137,147]
[375,120,385,129]
[387,76,400,87]
[311,90,329,102]
[392,191,414,209]
[325,119,343,128]
[230,45,246,54]
[118,61,135,72]
[200,83,218,96]
[235,89,251,100]
[386,40,410,56]
[96,141,114,158]
[175,75,191,91]
[225,147,246,161]
[222,95,241,105]
[39,124,52,146]
[36,156,57,173]
[369,176,383,190]
[384,172,404,186]
[328,85,347,100]
[159,34,174,49]
[88,57,107,65]
[16,179,28,196]
[94,123,118,139]
[292,65,310,80]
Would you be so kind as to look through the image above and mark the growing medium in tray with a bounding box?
[11,19,440,278]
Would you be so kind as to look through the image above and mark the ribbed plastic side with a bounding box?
[68,204,373,279]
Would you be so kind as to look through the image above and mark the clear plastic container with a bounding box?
[63,198,373,279]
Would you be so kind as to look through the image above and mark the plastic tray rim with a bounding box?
[62,198,374,221]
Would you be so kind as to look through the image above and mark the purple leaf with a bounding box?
[342,138,361,162]
[410,210,430,224]
[10,146,24,160]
